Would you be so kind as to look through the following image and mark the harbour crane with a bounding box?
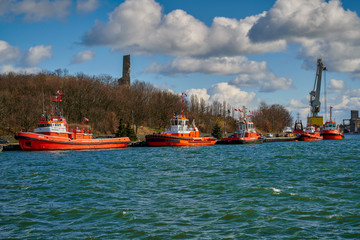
[309,58,326,117]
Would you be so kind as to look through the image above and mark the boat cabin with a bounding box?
[34,116,69,138]
[162,116,199,137]
[324,121,338,130]
[305,125,316,133]
[170,117,189,132]
[235,120,256,138]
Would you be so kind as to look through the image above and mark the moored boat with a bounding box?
[145,93,216,147]
[217,106,263,144]
[145,115,216,147]
[299,125,323,141]
[293,114,304,136]
[321,106,344,140]
[15,89,131,150]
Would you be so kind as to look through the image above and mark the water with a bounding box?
[1,135,359,239]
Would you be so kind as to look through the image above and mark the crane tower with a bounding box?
[307,58,326,128]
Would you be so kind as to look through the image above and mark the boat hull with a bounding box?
[299,133,323,141]
[145,134,216,147]
[321,131,344,140]
[217,137,263,144]
[15,132,131,150]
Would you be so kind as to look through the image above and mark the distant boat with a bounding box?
[321,106,344,140]
[15,88,131,150]
[299,125,323,141]
[217,106,263,144]
[293,114,304,136]
[145,93,216,147]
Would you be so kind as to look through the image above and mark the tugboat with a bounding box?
[15,89,131,150]
[299,125,323,141]
[321,106,344,140]
[293,113,304,136]
[217,106,263,144]
[145,93,217,147]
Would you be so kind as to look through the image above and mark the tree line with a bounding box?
[0,71,293,138]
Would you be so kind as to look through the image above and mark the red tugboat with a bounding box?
[293,113,304,136]
[145,93,217,147]
[299,125,323,141]
[15,89,131,150]
[321,106,344,140]
[217,106,263,144]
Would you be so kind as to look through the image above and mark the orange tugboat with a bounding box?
[321,106,344,140]
[15,89,131,150]
[293,114,304,136]
[217,106,263,144]
[145,93,216,147]
[299,125,323,141]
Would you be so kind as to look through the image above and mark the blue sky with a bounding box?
[1,0,360,123]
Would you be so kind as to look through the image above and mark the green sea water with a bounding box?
[1,135,359,239]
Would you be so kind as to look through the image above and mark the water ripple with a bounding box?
[1,136,359,238]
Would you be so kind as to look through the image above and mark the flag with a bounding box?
[84,117,89,122]
[234,109,238,111]
[50,96,60,102]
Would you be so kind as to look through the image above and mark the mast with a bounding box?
[51,88,63,116]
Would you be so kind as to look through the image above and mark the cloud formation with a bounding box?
[82,0,286,56]
[0,40,52,73]
[230,71,293,92]
[145,56,267,75]
[186,82,257,108]
[328,79,345,92]
[77,0,100,13]
[71,50,95,64]
[0,0,72,21]
[248,0,360,75]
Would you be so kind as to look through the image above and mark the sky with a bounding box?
[1,0,360,124]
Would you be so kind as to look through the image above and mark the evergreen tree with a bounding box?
[125,122,138,141]
[115,119,127,137]
[212,122,223,139]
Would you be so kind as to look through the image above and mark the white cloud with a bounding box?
[0,41,52,72]
[333,95,360,110]
[248,0,360,76]
[0,40,20,64]
[286,99,310,120]
[349,89,360,97]
[288,99,307,108]
[0,64,42,74]
[328,79,344,92]
[146,56,267,75]
[77,0,100,13]
[82,0,286,56]
[1,0,72,21]
[185,88,210,102]
[230,71,293,92]
[22,45,52,67]
[71,50,95,64]
[186,82,257,108]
